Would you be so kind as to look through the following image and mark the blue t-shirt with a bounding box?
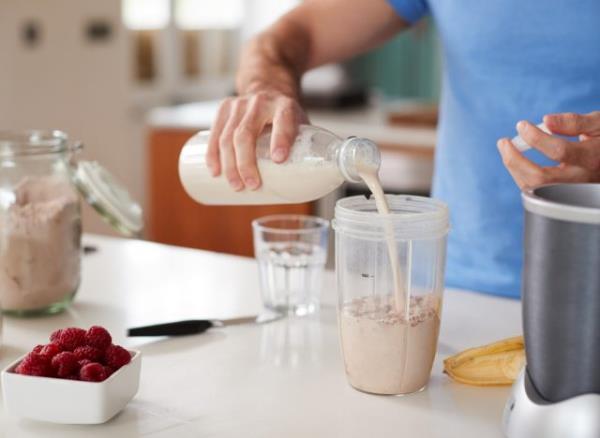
[387,0,600,298]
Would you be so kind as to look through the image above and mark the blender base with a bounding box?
[503,369,600,438]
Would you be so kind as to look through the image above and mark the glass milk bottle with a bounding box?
[178,125,380,205]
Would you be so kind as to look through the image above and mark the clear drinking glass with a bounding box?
[332,195,449,395]
[252,215,329,316]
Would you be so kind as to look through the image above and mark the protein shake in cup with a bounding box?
[332,195,449,395]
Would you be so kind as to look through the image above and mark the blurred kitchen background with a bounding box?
[0,0,441,257]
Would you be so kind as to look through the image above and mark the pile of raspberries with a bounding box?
[15,326,131,382]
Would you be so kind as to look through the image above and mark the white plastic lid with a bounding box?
[73,161,144,236]
[512,123,551,152]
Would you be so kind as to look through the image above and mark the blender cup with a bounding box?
[332,195,449,395]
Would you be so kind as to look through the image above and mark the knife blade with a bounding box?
[127,312,282,337]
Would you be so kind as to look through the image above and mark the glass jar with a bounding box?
[332,195,449,395]
[0,130,143,316]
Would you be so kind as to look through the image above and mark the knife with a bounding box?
[127,312,282,337]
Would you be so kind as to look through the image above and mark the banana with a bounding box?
[443,336,526,386]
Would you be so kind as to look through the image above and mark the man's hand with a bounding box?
[205,0,408,191]
[497,111,600,189]
[206,90,307,191]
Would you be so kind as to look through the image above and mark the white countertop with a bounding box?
[147,100,437,150]
[0,235,521,438]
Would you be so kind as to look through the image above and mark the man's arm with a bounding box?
[206,0,409,191]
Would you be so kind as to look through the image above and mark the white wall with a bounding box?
[241,0,300,40]
[0,0,303,237]
[0,0,145,236]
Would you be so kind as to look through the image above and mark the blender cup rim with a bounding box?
[252,214,330,234]
[332,195,449,240]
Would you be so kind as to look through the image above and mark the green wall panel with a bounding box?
[349,18,441,101]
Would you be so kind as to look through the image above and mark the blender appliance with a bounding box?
[503,184,600,438]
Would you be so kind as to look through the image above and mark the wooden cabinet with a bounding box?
[146,128,313,257]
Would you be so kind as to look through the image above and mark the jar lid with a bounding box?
[73,161,144,236]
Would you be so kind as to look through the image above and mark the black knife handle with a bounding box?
[127,320,214,337]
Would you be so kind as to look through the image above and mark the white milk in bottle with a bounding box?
[178,125,380,205]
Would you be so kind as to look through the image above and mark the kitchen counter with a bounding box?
[0,235,520,438]
[147,100,438,151]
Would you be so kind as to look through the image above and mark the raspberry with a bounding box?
[74,346,102,362]
[65,374,80,381]
[51,352,79,378]
[85,326,112,350]
[57,327,86,351]
[104,345,131,370]
[32,345,44,354]
[15,353,52,377]
[78,359,92,368]
[80,363,107,382]
[103,366,115,378]
[49,329,63,343]
[40,343,62,359]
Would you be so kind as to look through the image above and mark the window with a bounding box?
[123,0,245,30]
[122,0,290,89]
[122,0,170,30]
[175,0,244,30]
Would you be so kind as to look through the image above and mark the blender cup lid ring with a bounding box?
[523,184,600,225]
[332,195,449,240]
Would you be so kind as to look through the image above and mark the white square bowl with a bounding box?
[1,349,141,424]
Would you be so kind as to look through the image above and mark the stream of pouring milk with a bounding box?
[357,163,407,315]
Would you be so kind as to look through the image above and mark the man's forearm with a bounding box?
[236,18,310,99]
[235,0,407,99]
[209,0,407,190]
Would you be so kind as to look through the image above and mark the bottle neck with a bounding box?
[337,137,381,183]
